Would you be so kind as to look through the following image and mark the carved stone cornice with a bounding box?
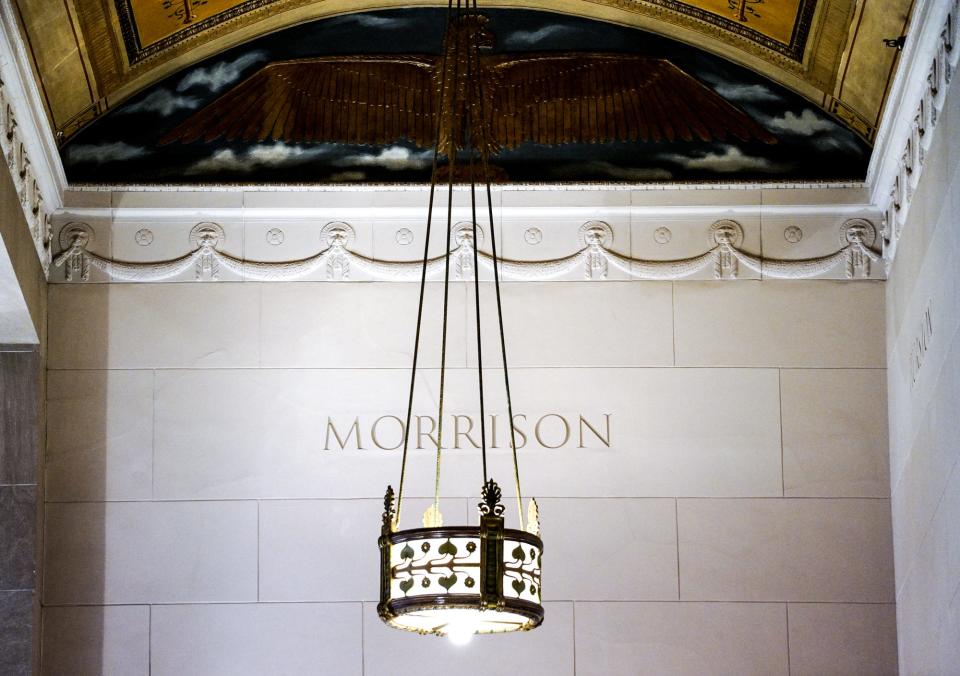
[50,218,882,284]
[869,0,960,269]
[0,0,67,274]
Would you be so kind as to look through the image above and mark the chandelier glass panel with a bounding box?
[377,1,544,641]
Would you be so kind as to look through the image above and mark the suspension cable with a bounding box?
[466,16,488,484]
[394,0,456,527]
[432,0,465,515]
[470,0,525,529]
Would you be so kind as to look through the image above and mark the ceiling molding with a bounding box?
[0,0,66,203]
[867,0,958,266]
[49,216,884,284]
[0,0,67,273]
[0,0,955,278]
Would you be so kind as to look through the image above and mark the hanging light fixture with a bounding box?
[377,0,544,641]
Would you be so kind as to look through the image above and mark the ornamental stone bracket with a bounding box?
[50,218,882,284]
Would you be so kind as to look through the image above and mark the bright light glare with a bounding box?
[445,620,477,646]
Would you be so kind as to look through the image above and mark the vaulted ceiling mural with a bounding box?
[14,0,914,153]
[58,8,871,184]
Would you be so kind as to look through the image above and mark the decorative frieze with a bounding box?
[878,0,960,268]
[51,218,881,284]
[0,78,52,272]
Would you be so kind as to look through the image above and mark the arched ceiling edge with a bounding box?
[11,0,912,144]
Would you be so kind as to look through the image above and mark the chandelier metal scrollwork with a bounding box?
[377,1,544,642]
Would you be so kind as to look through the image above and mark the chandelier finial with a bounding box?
[382,485,396,532]
[479,478,505,517]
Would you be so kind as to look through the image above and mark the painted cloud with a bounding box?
[663,146,792,173]
[120,90,200,116]
[186,142,332,174]
[552,160,673,181]
[764,109,837,136]
[329,14,412,29]
[710,82,782,102]
[67,142,150,164]
[334,146,433,170]
[177,51,268,94]
[503,25,578,48]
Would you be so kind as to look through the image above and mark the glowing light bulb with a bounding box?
[446,620,477,646]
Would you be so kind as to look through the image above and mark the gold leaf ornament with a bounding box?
[526,498,541,536]
[422,504,443,528]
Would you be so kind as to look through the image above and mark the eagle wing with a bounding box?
[485,54,776,147]
[159,56,439,146]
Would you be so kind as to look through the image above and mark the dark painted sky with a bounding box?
[62,8,871,184]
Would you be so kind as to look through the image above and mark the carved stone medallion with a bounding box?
[58,222,94,251]
[189,222,225,249]
[709,220,744,247]
[320,221,356,248]
[135,228,154,246]
[840,218,877,248]
[783,225,803,243]
[453,222,484,247]
[524,227,543,245]
[579,221,614,247]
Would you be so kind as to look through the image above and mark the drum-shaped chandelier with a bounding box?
[377,1,544,642]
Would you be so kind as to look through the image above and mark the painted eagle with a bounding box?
[160,15,776,153]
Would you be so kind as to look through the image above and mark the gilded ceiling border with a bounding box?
[617,0,818,60]
[115,0,282,64]
[114,0,817,65]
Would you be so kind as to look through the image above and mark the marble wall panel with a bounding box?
[150,603,362,676]
[674,280,885,367]
[787,603,898,676]
[0,591,33,676]
[890,331,960,574]
[781,368,889,497]
[677,498,894,602]
[470,282,674,368]
[260,282,468,369]
[45,370,153,501]
[43,501,257,604]
[885,78,960,676]
[0,486,35,590]
[574,601,788,676]
[48,284,260,370]
[535,498,677,601]
[259,497,468,602]
[895,460,960,674]
[886,199,960,485]
[40,250,900,672]
[152,367,781,500]
[41,605,149,676]
[0,350,37,484]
